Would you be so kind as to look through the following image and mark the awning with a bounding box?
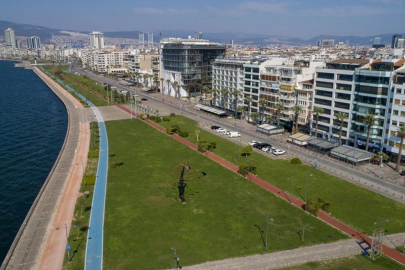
[194,104,228,116]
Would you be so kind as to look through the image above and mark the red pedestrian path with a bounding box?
[124,108,405,266]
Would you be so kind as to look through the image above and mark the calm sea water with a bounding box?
[0,61,67,263]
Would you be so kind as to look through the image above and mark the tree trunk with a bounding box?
[396,136,404,171]
[277,110,280,127]
[339,122,343,145]
[315,114,319,138]
[366,124,371,151]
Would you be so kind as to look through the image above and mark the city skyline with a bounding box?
[2,0,405,39]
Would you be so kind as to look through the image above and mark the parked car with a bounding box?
[211,125,221,130]
[216,128,227,133]
[254,142,271,150]
[262,146,276,153]
[229,132,241,138]
[249,141,260,146]
[141,98,148,101]
[273,149,286,156]
[400,170,405,176]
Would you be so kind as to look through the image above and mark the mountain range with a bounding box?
[1,20,403,46]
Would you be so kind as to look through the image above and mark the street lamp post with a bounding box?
[170,247,180,270]
[374,219,389,232]
[262,212,273,250]
[304,174,313,204]
[64,223,70,263]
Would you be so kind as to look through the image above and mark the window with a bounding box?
[337,74,353,81]
[397,88,402,94]
[336,93,351,100]
[336,83,352,91]
[245,67,251,72]
[317,72,334,79]
[389,141,394,146]
[402,100,405,105]
[314,98,332,106]
[401,111,405,117]
[316,81,333,89]
[392,120,398,126]
[394,110,399,115]
[390,131,396,136]
[335,102,350,110]
[315,89,333,97]
[394,99,400,105]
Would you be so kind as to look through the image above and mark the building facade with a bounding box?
[5,28,16,49]
[27,36,41,49]
[90,31,105,49]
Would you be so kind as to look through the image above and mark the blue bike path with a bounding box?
[40,68,108,270]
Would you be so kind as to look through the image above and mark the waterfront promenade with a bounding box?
[1,67,90,270]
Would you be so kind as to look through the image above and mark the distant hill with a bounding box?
[0,20,404,46]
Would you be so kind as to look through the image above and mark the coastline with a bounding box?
[1,65,90,269]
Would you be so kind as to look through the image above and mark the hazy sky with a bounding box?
[2,0,404,38]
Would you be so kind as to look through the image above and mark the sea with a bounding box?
[0,60,67,263]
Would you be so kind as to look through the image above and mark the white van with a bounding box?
[229,132,241,138]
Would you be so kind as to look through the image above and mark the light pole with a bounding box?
[288,177,294,199]
[374,219,389,232]
[262,212,273,249]
[64,223,70,263]
[170,247,180,270]
[304,174,313,204]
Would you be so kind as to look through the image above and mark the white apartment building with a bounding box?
[312,59,369,142]
[90,31,105,49]
[5,28,16,49]
[81,49,127,74]
[259,59,322,131]
[212,58,247,116]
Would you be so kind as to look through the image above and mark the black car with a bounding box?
[400,170,405,176]
[141,98,148,101]
[254,142,271,150]
[211,125,221,130]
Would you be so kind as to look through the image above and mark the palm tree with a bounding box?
[220,88,230,108]
[250,112,259,124]
[166,79,171,95]
[173,81,179,98]
[275,102,284,127]
[259,98,267,123]
[153,76,159,92]
[159,78,164,93]
[244,96,253,122]
[396,125,405,171]
[292,105,303,134]
[231,90,240,118]
[335,112,348,145]
[237,106,245,120]
[313,107,325,138]
[363,114,376,152]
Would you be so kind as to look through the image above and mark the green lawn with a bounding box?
[277,254,402,270]
[42,65,108,106]
[158,116,405,235]
[104,119,346,270]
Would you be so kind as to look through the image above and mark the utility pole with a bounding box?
[262,212,273,249]
[305,174,313,203]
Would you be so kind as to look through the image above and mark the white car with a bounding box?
[216,128,227,133]
[262,146,276,153]
[229,132,241,138]
[249,141,260,146]
[273,149,286,156]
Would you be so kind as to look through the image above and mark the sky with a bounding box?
[2,0,404,39]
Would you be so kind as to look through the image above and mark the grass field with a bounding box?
[277,254,402,270]
[42,65,108,106]
[157,116,405,235]
[104,119,347,270]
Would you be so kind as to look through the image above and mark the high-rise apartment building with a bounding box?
[90,31,105,49]
[312,59,368,142]
[212,58,246,115]
[5,28,16,49]
[318,39,335,48]
[27,36,41,49]
[392,34,402,48]
[139,33,145,49]
[148,33,153,47]
[160,37,226,98]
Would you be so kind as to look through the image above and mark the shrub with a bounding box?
[179,131,189,137]
[88,150,99,158]
[149,115,156,121]
[198,141,216,152]
[109,153,116,158]
[83,174,96,186]
[238,164,257,176]
[166,126,174,134]
[170,113,176,117]
[317,198,331,212]
[110,161,124,168]
[162,116,171,122]
[305,199,320,216]
[171,125,181,133]
[290,158,302,164]
[241,145,252,157]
